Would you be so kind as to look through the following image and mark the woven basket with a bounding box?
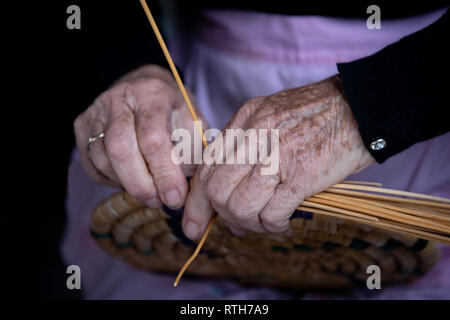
[90,191,441,289]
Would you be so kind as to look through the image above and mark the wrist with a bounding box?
[333,75,375,174]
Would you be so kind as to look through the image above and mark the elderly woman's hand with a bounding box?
[182,75,375,239]
[74,65,203,209]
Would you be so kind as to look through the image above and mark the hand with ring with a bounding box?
[74,65,206,209]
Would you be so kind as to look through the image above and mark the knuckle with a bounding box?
[141,131,166,154]
[110,82,130,95]
[95,157,112,174]
[107,132,133,161]
[244,96,264,107]
[74,123,82,140]
[197,164,214,183]
[229,204,253,221]
[234,97,262,120]
[97,84,126,106]
[74,112,90,136]
[134,78,169,95]
[206,183,227,208]
[261,215,289,232]
[128,184,156,201]
[249,116,271,130]
[73,115,83,131]
[152,165,177,186]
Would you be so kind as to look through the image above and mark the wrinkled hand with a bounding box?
[75,65,204,209]
[182,75,375,240]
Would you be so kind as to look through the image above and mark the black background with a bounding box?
[21,0,167,299]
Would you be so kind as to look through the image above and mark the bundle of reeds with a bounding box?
[298,181,450,244]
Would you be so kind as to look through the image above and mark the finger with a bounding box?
[74,112,114,186]
[205,163,253,216]
[182,98,263,239]
[227,164,280,233]
[104,100,160,207]
[222,219,247,236]
[135,89,188,209]
[86,118,121,186]
[183,172,215,240]
[88,138,121,187]
[259,184,303,233]
[204,150,254,231]
[202,100,262,223]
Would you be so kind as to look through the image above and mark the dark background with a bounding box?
[24,0,166,299]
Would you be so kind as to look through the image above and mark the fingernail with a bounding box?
[146,197,162,208]
[164,189,181,208]
[184,221,199,240]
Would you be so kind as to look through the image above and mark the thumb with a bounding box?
[182,173,215,240]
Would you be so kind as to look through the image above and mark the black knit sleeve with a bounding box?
[337,9,450,163]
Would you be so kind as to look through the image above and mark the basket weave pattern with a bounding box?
[90,191,441,289]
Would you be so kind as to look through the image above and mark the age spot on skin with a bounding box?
[314,141,324,153]
[341,138,354,152]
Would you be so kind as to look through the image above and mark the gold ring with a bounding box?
[87,132,105,151]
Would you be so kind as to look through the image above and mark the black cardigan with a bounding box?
[338,9,449,162]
